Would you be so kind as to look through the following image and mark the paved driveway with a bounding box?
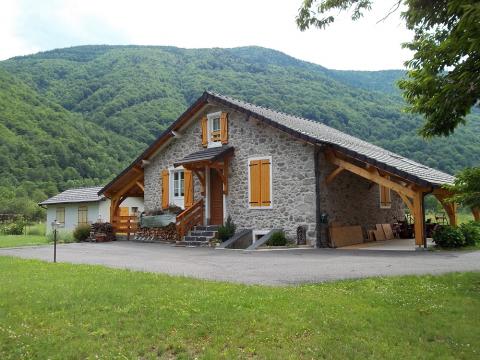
[1,241,479,285]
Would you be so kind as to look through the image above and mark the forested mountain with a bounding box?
[0,45,479,213]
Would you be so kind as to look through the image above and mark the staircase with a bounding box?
[176,225,219,247]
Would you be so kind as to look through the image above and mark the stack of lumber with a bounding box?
[367,224,395,242]
[329,225,364,247]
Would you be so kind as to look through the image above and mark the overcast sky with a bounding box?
[0,0,413,70]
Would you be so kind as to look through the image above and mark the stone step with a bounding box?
[190,231,216,237]
[175,239,210,247]
[184,235,209,242]
[194,225,220,232]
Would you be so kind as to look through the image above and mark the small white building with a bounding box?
[39,186,144,234]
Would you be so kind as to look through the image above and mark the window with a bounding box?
[173,170,184,197]
[203,111,228,147]
[131,207,139,214]
[56,207,65,225]
[248,157,272,209]
[379,185,391,209]
[78,205,88,225]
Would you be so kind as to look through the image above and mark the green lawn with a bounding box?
[0,257,479,359]
[0,234,49,248]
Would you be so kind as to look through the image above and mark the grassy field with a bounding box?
[0,234,49,248]
[0,257,479,359]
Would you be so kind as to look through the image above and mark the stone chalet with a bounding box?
[99,91,460,247]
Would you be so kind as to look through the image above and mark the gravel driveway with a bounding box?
[1,241,479,285]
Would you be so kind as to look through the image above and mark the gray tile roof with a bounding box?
[206,91,455,187]
[174,145,234,167]
[39,186,105,206]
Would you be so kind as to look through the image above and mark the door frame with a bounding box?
[205,166,227,225]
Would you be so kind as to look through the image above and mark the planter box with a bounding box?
[141,214,177,228]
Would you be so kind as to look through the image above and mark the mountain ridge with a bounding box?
[0,45,478,211]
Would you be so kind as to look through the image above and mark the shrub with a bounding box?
[459,222,480,246]
[432,225,465,248]
[1,221,25,235]
[266,231,287,246]
[217,216,236,241]
[73,224,92,241]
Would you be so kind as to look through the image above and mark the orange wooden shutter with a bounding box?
[220,112,228,144]
[249,160,261,207]
[184,170,194,208]
[201,116,208,147]
[260,159,271,206]
[161,169,169,209]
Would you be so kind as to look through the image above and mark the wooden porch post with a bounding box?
[413,191,425,247]
[472,207,479,222]
[434,193,458,226]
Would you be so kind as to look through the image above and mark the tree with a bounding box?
[296,0,480,137]
[444,167,480,212]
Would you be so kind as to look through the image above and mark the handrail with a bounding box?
[176,199,204,239]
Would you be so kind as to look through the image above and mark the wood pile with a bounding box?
[89,222,115,242]
[134,223,179,243]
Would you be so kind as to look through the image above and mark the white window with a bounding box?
[207,111,222,147]
[56,207,65,225]
[170,169,185,208]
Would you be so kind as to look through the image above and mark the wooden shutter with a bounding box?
[249,160,261,207]
[260,159,271,206]
[201,116,208,147]
[184,170,194,208]
[249,158,271,207]
[380,183,391,208]
[220,112,228,144]
[161,169,169,209]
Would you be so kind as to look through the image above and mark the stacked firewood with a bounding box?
[89,222,115,242]
[134,223,179,243]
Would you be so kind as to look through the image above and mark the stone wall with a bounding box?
[225,109,317,244]
[317,152,405,233]
[143,114,203,211]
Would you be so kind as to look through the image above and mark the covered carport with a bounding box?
[322,147,468,249]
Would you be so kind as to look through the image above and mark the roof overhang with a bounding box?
[174,146,234,168]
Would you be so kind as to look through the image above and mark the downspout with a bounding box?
[422,189,434,249]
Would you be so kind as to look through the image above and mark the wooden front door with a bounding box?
[210,169,223,225]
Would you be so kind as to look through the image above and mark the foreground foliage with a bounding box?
[0,257,479,359]
[296,0,480,137]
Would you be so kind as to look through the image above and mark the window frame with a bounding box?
[170,167,185,208]
[206,111,222,148]
[247,156,273,210]
[78,205,89,225]
[379,184,392,209]
[56,207,65,226]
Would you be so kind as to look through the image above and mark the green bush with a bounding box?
[266,231,287,246]
[459,222,480,246]
[432,225,466,248]
[1,221,25,235]
[73,224,92,242]
[217,216,236,241]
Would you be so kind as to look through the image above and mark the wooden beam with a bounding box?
[413,191,425,246]
[325,151,416,198]
[325,167,344,185]
[193,169,206,195]
[395,191,414,214]
[473,207,479,221]
[136,181,144,192]
[434,193,458,226]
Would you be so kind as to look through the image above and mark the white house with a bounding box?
[39,186,144,234]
